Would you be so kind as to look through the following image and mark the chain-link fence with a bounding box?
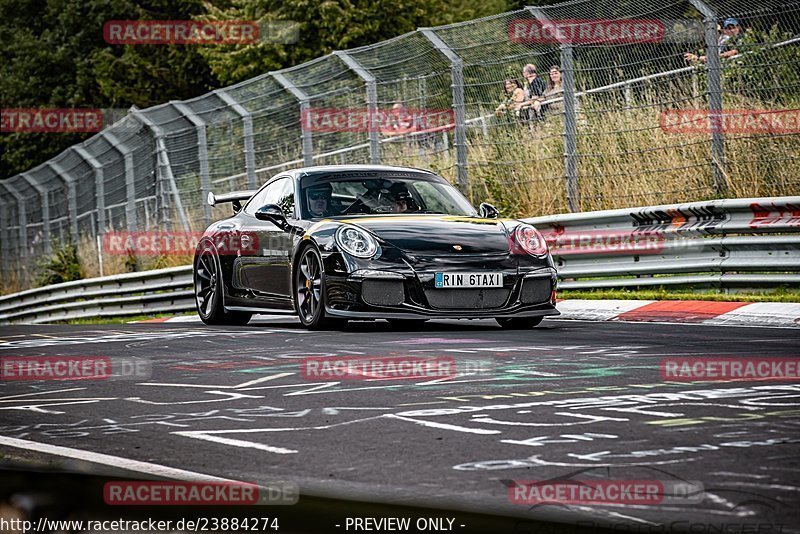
[1,0,799,290]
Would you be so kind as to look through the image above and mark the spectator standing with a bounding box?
[521,63,547,122]
[531,66,564,117]
[684,17,741,63]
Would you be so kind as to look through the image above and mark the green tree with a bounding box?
[198,0,510,86]
[1,0,218,179]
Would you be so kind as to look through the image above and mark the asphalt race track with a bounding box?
[1,318,799,533]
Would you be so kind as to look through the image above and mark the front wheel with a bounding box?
[496,316,543,329]
[294,246,344,330]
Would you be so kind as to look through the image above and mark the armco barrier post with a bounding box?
[21,172,52,256]
[420,28,468,194]
[100,129,138,233]
[690,0,728,196]
[214,89,257,190]
[334,50,381,164]
[0,196,9,275]
[130,108,191,232]
[529,7,580,212]
[272,72,314,167]
[47,161,79,244]
[171,101,212,226]
[72,146,107,239]
[561,44,580,212]
[0,182,27,261]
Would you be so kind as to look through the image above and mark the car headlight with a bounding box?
[512,224,548,256]
[335,225,378,258]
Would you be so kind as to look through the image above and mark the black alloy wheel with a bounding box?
[294,246,344,330]
[194,244,251,326]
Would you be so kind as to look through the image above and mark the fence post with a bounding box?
[73,146,106,239]
[689,0,727,195]
[334,51,380,164]
[0,182,27,261]
[47,161,79,244]
[0,197,9,275]
[420,28,468,193]
[529,7,581,212]
[561,44,581,212]
[215,89,257,189]
[20,173,52,255]
[130,108,191,232]
[272,72,314,167]
[171,101,212,226]
[100,129,138,233]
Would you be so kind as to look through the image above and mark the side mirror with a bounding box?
[479,202,499,219]
[255,204,289,230]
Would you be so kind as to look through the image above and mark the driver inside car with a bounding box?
[388,182,415,213]
[306,182,334,217]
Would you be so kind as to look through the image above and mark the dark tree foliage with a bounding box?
[0,0,218,179]
[1,0,513,179]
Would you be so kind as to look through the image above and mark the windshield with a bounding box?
[300,174,477,219]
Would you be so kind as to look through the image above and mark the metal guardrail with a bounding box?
[0,266,193,324]
[1,196,798,324]
[525,196,800,290]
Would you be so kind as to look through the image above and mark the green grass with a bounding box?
[560,287,800,303]
[52,311,196,325]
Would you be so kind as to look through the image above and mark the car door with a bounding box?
[239,177,296,299]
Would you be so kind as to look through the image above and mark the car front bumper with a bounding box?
[324,262,559,319]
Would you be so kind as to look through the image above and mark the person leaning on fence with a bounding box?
[385,101,413,136]
[684,17,741,63]
[530,66,565,117]
[494,79,526,119]
[519,63,547,122]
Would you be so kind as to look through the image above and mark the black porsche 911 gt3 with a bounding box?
[193,165,559,329]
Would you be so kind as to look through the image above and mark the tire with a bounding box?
[194,245,251,326]
[387,319,428,330]
[294,246,345,330]
[495,316,543,329]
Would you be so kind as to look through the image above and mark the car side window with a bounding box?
[244,177,293,216]
[269,179,295,218]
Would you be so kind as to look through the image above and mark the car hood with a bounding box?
[343,215,512,255]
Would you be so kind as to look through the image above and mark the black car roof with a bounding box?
[288,164,445,187]
[288,164,437,178]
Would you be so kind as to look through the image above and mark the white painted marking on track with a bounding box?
[125,391,264,405]
[0,436,242,482]
[384,414,501,435]
[141,372,294,390]
[171,432,298,454]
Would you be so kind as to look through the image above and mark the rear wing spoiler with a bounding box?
[207,190,257,213]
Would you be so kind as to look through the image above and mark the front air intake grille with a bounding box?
[425,288,509,309]
[362,280,405,306]
[520,278,552,304]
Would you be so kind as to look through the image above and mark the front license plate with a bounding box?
[434,272,503,288]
